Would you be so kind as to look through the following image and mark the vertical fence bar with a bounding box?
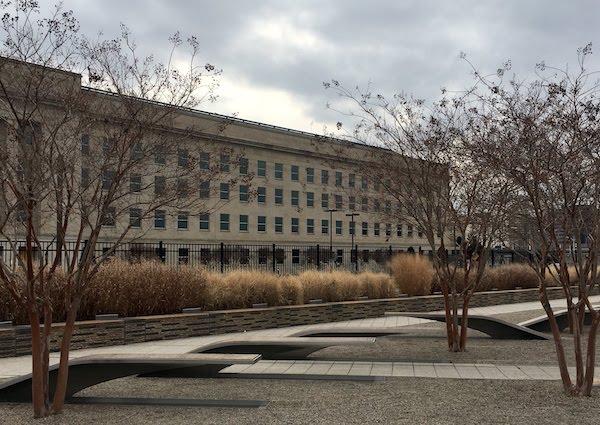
[272,243,276,273]
[220,242,224,273]
[316,244,320,270]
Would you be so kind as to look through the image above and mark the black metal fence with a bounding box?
[0,240,521,275]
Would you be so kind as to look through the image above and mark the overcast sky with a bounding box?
[34,0,600,134]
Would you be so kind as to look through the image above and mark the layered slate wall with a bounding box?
[0,287,569,358]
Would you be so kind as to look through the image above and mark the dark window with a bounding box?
[129,208,142,228]
[292,249,300,264]
[374,223,380,236]
[291,190,299,206]
[321,169,329,184]
[130,142,142,160]
[349,196,356,210]
[274,163,283,179]
[336,220,343,235]
[335,171,342,186]
[199,213,210,230]
[154,176,166,195]
[239,214,249,231]
[199,152,210,169]
[335,194,343,209]
[322,219,329,235]
[154,210,166,228]
[130,175,142,193]
[291,165,299,181]
[220,183,229,200]
[239,157,249,174]
[349,173,355,188]
[81,134,90,155]
[258,216,266,232]
[307,218,314,234]
[220,154,230,172]
[306,167,314,183]
[101,207,116,226]
[275,188,283,205]
[306,192,314,207]
[155,146,166,165]
[102,170,115,190]
[291,217,299,233]
[258,187,266,203]
[275,216,283,233]
[199,181,210,199]
[178,149,189,166]
[362,222,368,236]
[321,193,329,209]
[239,185,249,202]
[220,213,230,231]
[81,168,89,189]
[257,160,266,177]
[397,224,403,237]
[177,211,189,229]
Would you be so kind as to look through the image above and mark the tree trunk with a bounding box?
[459,294,470,351]
[540,288,573,393]
[50,296,81,414]
[29,312,50,418]
[582,313,600,396]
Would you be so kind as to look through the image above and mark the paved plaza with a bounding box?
[2,296,599,385]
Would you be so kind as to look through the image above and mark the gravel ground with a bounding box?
[2,309,600,424]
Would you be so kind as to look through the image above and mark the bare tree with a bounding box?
[323,82,513,351]
[465,45,600,395]
[0,1,239,416]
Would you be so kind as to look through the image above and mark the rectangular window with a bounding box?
[154,175,166,195]
[307,218,314,234]
[386,223,392,237]
[335,195,343,209]
[220,154,230,172]
[292,248,300,264]
[239,157,249,175]
[275,188,283,205]
[335,171,342,187]
[385,201,391,213]
[129,142,143,161]
[321,193,329,209]
[199,152,210,169]
[258,187,266,203]
[258,216,266,232]
[349,220,356,236]
[239,214,249,232]
[130,174,142,193]
[374,223,381,236]
[274,163,283,179]
[101,207,116,227]
[361,176,368,190]
[178,248,189,265]
[291,190,299,206]
[178,149,189,166]
[177,178,188,196]
[129,208,141,228]
[397,224,403,237]
[349,173,355,188]
[321,169,329,185]
[275,216,283,233]
[374,199,380,212]
[257,160,266,177]
[220,213,230,231]
[199,213,210,230]
[291,217,299,233]
[178,211,189,230]
[418,229,424,238]
[154,210,166,229]
[407,224,413,238]
[361,197,368,212]
[362,222,368,236]
[291,165,299,181]
[322,219,329,235]
[81,134,89,155]
[349,196,356,211]
[239,185,249,202]
[102,170,115,190]
[130,142,142,160]
[220,183,229,200]
[306,192,314,207]
[199,181,210,199]
[306,167,314,183]
[155,146,166,165]
[336,220,343,235]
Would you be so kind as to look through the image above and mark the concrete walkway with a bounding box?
[1,296,600,384]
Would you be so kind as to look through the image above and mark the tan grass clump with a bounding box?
[298,270,362,302]
[389,254,434,296]
[482,263,538,291]
[358,272,396,299]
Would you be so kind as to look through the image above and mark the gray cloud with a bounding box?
[32,0,600,132]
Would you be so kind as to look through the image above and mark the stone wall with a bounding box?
[0,287,566,358]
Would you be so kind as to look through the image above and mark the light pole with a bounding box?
[326,209,338,263]
[346,212,359,271]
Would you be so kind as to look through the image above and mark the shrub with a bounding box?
[482,264,538,291]
[389,254,434,296]
[358,272,396,299]
[298,270,363,302]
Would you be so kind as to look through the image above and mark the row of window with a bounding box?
[120,210,421,238]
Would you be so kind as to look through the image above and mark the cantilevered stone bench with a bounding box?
[519,307,598,333]
[0,353,261,404]
[288,327,408,338]
[384,312,551,340]
[192,336,376,360]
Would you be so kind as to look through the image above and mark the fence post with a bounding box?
[220,242,225,273]
[158,240,165,263]
[316,244,320,270]
[355,244,359,273]
[272,244,276,273]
